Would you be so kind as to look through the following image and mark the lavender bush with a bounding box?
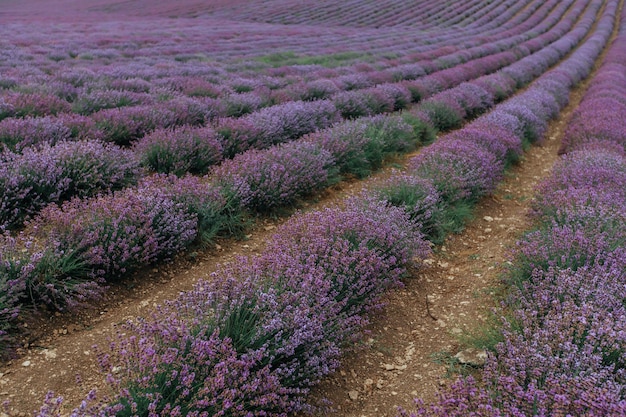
[214,116,264,158]
[212,141,335,211]
[408,138,503,204]
[71,89,147,115]
[136,174,248,244]
[92,105,178,146]
[0,116,72,151]
[304,119,372,178]
[0,140,140,229]
[133,125,223,176]
[243,99,340,148]
[371,173,445,243]
[0,93,71,120]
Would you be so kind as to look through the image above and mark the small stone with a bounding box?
[383,364,395,371]
[263,225,275,231]
[376,379,385,389]
[42,349,57,360]
[21,361,30,367]
[483,216,494,222]
[348,390,359,400]
[391,391,398,396]
[484,228,492,233]
[455,348,488,366]
[451,327,462,335]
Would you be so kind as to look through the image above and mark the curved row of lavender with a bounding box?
[26,1,621,415]
[400,2,626,416]
[0,0,583,134]
[0,0,607,363]
[0,0,545,116]
[0,0,595,230]
[210,0,528,30]
[0,0,572,154]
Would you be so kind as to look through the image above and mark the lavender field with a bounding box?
[0,0,625,415]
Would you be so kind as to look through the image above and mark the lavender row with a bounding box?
[558,11,626,153]
[34,198,430,416]
[0,0,575,134]
[0,0,576,152]
[0,0,596,232]
[0,0,590,230]
[211,0,523,30]
[400,1,625,415]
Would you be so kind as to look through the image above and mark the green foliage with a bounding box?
[420,101,463,131]
[401,112,437,145]
[440,200,474,237]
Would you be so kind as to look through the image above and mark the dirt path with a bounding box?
[0,13,615,416]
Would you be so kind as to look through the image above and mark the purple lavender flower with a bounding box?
[0,140,140,229]
[92,105,179,146]
[0,116,72,151]
[211,141,335,211]
[133,125,223,176]
[408,138,504,203]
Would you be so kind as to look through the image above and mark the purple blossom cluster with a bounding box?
[0,233,29,357]
[0,174,244,327]
[403,2,626,415]
[0,92,71,120]
[26,172,246,282]
[0,116,72,151]
[211,141,335,211]
[91,105,180,146]
[371,173,445,243]
[0,140,140,229]
[133,125,223,176]
[70,89,151,115]
[408,138,503,204]
[213,100,340,156]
